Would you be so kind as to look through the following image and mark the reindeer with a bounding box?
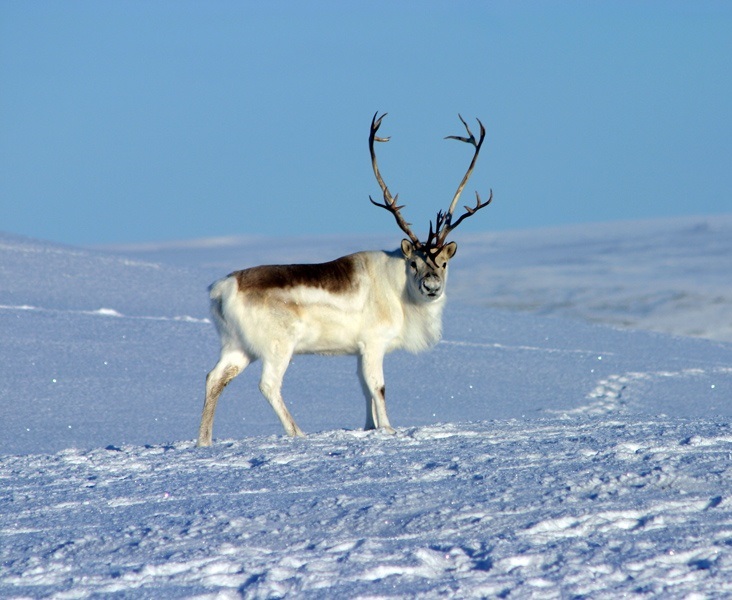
[196,113,492,446]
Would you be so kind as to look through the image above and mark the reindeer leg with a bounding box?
[197,351,250,447]
[358,349,395,434]
[358,357,378,430]
[259,347,305,437]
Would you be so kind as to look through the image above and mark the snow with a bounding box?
[2,215,732,598]
[4,420,732,598]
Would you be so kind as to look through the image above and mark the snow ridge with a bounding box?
[0,303,209,324]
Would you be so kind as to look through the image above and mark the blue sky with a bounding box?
[1,1,730,246]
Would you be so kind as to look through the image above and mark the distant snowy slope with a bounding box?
[452,214,732,343]
[0,231,205,318]
[106,214,732,342]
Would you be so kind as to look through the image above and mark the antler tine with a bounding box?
[444,114,486,220]
[443,189,493,233]
[368,112,421,247]
[425,209,446,249]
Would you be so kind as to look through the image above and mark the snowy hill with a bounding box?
[106,213,732,343]
[2,217,732,598]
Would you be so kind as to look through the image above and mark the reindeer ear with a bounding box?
[440,241,457,261]
[401,239,414,258]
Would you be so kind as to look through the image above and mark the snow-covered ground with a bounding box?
[2,215,732,598]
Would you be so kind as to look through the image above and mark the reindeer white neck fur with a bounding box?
[197,113,492,446]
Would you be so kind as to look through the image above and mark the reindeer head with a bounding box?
[368,112,492,301]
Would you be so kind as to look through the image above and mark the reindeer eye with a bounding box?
[410,261,417,269]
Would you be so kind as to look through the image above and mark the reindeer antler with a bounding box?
[368,112,492,253]
[368,112,422,248]
[428,114,493,249]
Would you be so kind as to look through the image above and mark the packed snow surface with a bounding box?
[1,215,732,598]
[4,420,732,599]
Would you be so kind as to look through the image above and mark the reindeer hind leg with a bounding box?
[197,351,250,447]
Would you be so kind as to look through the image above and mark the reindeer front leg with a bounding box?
[357,348,395,433]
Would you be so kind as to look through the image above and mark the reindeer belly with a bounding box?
[291,305,363,355]
[272,287,366,355]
